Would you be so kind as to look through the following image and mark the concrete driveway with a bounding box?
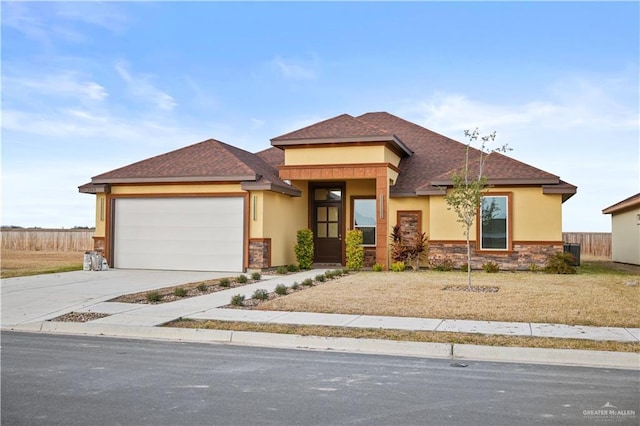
[1,269,229,327]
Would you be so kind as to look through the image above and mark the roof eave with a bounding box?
[430,177,561,187]
[78,183,110,194]
[603,193,640,214]
[92,174,259,184]
[241,181,302,197]
[271,134,413,157]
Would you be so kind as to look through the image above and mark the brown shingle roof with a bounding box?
[88,139,300,196]
[271,113,390,141]
[357,112,575,200]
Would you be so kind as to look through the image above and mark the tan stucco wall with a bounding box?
[611,207,640,265]
[109,183,243,195]
[428,187,563,242]
[285,145,399,166]
[259,181,309,266]
[94,193,106,237]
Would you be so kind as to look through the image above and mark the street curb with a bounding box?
[3,323,639,370]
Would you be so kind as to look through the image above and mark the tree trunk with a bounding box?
[466,223,471,288]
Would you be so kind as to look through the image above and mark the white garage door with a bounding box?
[113,197,244,272]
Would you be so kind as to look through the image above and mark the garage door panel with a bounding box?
[114,197,244,272]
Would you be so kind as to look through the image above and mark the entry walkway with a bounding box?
[64,270,640,344]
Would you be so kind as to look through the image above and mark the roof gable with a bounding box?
[603,193,640,214]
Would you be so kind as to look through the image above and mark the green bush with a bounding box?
[287,264,300,273]
[276,265,288,275]
[290,281,300,290]
[219,277,231,287]
[251,272,261,281]
[324,270,335,279]
[529,263,541,272]
[345,229,364,271]
[482,261,500,273]
[545,252,577,274]
[391,261,406,272]
[372,263,383,272]
[196,283,208,292]
[275,284,288,295]
[315,274,326,282]
[302,278,314,286]
[460,263,469,272]
[237,274,248,284]
[252,288,269,300]
[294,229,314,270]
[173,287,188,297]
[230,294,245,306]
[146,291,162,303]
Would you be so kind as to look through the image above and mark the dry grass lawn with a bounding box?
[257,264,640,328]
[0,249,84,278]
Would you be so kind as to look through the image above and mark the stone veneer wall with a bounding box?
[428,242,563,271]
[248,239,271,269]
[364,248,376,267]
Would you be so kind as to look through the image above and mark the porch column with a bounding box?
[376,169,389,269]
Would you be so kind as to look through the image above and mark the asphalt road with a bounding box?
[1,332,638,425]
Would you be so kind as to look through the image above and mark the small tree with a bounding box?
[444,128,510,288]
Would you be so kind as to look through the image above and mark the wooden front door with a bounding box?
[312,185,344,264]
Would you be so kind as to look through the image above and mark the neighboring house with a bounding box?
[79,112,576,272]
[602,193,640,265]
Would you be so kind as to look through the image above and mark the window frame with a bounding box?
[477,192,513,252]
[351,196,377,247]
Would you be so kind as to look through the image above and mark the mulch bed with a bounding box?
[108,277,260,304]
[442,285,500,293]
[49,312,111,322]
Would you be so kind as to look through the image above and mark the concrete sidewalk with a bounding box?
[2,268,639,369]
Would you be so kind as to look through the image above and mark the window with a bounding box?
[480,195,509,250]
[353,198,376,246]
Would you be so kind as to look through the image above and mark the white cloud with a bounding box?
[3,72,108,102]
[270,55,319,81]
[393,72,639,232]
[115,61,177,111]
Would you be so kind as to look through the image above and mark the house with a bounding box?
[79,112,576,272]
[602,193,640,265]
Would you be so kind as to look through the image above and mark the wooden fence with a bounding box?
[562,232,611,258]
[1,229,95,252]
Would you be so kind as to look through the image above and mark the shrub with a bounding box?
[230,294,245,306]
[287,264,300,273]
[324,270,335,279]
[482,261,500,273]
[252,288,269,300]
[275,284,288,295]
[390,224,429,270]
[251,272,261,281]
[372,263,383,272]
[196,283,208,292]
[294,229,314,270]
[237,274,248,284]
[219,277,231,287]
[460,263,469,272]
[345,229,364,271]
[290,281,300,290]
[529,263,541,273]
[545,252,577,274]
[146,291,162,303]
[302,278,314,286]
[430,257,454,271]
[391,261,406,272]
[315,274,326,282]
[332,269,344,276]
[173,287,188,297]
[276,265,288,275]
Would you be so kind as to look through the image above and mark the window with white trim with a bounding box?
[480,195,509,250]
[353,198,376,246]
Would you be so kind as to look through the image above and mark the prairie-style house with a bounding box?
[79,112,576,272]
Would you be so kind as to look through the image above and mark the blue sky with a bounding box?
[1,1,638,231]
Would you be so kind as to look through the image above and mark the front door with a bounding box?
[312,185,344,264]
